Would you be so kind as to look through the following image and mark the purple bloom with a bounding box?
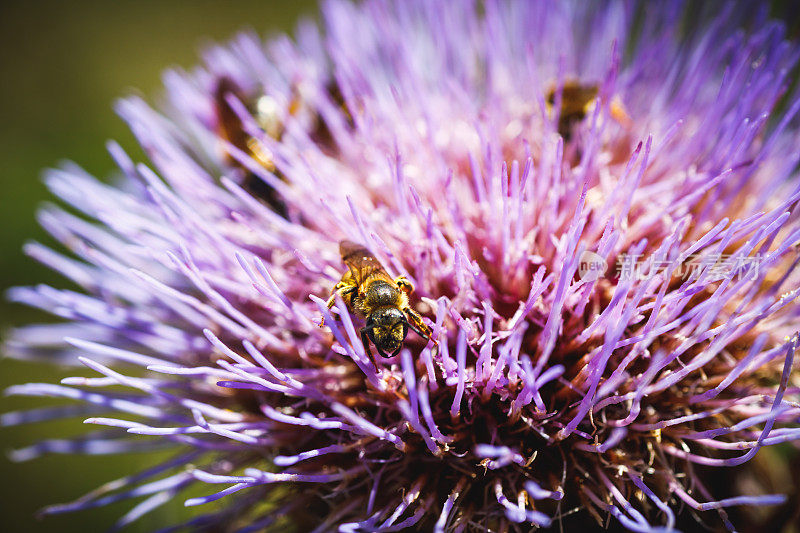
[4,1,800,531]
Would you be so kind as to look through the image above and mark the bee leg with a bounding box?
[319,282,354,327]
[402,306,432,341]
[360,327,378,369]
[394,275,415,296]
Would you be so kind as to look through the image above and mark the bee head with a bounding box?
[367,307,407,356]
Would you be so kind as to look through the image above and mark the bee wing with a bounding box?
[339,240,388,286]
[214,77,251,153]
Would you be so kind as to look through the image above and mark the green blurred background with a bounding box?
[0,2,312,531]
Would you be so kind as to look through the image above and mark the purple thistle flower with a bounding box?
[4,1,800,530]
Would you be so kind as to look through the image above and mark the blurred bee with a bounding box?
[546,80,630,139]
[320,241,431,366]
[307,79,356,150]
[214,77,355,214]
[213,76,288,216]
[326,80,354,127]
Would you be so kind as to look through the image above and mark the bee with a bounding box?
[545,80,630,139]
[305,79,356,151]
[320,241,431,366]
[213,76,288,215]
[213,77,356,214]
